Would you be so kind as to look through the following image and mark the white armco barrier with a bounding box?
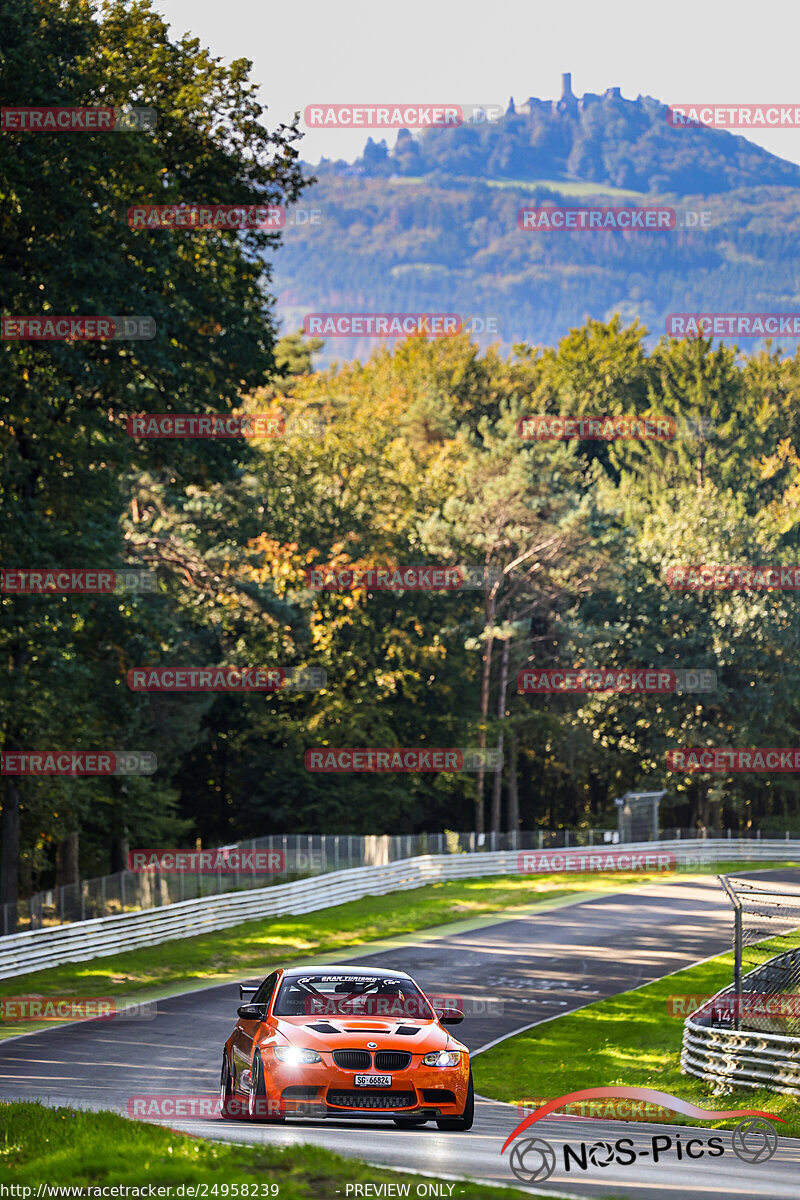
[0,839,798,981]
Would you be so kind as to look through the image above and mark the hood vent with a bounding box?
[305,1021,340,1033]
[394,1025,421,1035]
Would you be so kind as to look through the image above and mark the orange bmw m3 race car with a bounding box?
[220,965,473,1129]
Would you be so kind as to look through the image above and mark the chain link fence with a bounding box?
[708,874,800,1034]
[2,825,795,935]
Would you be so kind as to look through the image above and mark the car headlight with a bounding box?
[274,1046,322,1065]
[422,1050,461,1067]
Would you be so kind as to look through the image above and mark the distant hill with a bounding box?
[273,77,800,362]
[313,75,800,195]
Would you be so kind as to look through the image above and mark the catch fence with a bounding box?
[1,825,795,936]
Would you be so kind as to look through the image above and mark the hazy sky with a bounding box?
[150,0,800,166]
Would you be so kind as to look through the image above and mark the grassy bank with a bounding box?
[0,1101,535,1196]
[2,861,796,1033]
[473,933,800,1138]
[1,866,687,1000]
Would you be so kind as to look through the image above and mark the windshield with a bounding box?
[273,973,435,1019]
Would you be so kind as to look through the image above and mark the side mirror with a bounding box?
[436,1009,464,1025]
[237,1003,266,1020]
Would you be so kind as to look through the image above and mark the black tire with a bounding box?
[219,1052,246,1120]
[435,1068,473,1131]
[248,1051,285,1123]
[393,1116,428,1127]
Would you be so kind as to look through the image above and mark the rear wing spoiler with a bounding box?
[239,984,258,1000]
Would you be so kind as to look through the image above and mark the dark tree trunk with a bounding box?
[110,835,130,875]
[506,729,519,835]
[1,645,28,928]
[475,588,497,834]
[0,777,21,918]
[109,775,129,873]
[55,831,80,888]
[490,637,510,834]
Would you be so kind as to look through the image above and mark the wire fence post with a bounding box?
[719,874,743,1032]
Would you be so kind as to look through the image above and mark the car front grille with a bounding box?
[374,1051,412,1071]
[327,1090,417,1109]
[332,1049,372,1070]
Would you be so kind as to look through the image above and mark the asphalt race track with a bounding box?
[2,871,800,1198]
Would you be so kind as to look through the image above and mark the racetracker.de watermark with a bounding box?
[304,747,503,772]
[517,415,674,440]
[302,993,496,1012]
[305,565,501,591]
[518,206,676,230]
[126,413,285,438]
[302,994,501,1017]
[2,316,155,340]
[0,997,157,1023]
[127,1094,231,1120]
[1,569,155,594]
[127,849,286,873]
[302,313,497,337]
[1,997,116,1022]
[667,993,800,1018]
[666,565,800,590]
[127,667,325,691]
[667,747,800,772]
[128,204,289,230]
[668,103,800,128]
[517,850,676,874]
[303,103,504,128]
[518,669,716,694]
[1,106,156,131]
[667,313,800,337]
[0,751,156,776]
[516,1096,677,1123]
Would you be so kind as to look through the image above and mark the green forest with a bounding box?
[4,0,800,909]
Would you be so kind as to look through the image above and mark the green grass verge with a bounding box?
[0,1101,535,1196]
[1,870,667,1000]
[390,175,649,198]
[473,932,800,1137]
[2,861,796,1033]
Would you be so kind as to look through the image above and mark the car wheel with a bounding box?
[248,1051,285,1123]
[219,1052,245,1120]
[435,1068,474,1131]
[392,1117,428,1127]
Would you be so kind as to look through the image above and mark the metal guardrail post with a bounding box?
[718,874,743,1032]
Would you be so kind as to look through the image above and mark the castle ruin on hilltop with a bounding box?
[509,73,630,118]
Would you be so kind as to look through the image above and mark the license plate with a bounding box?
[354,1074,392,1087]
